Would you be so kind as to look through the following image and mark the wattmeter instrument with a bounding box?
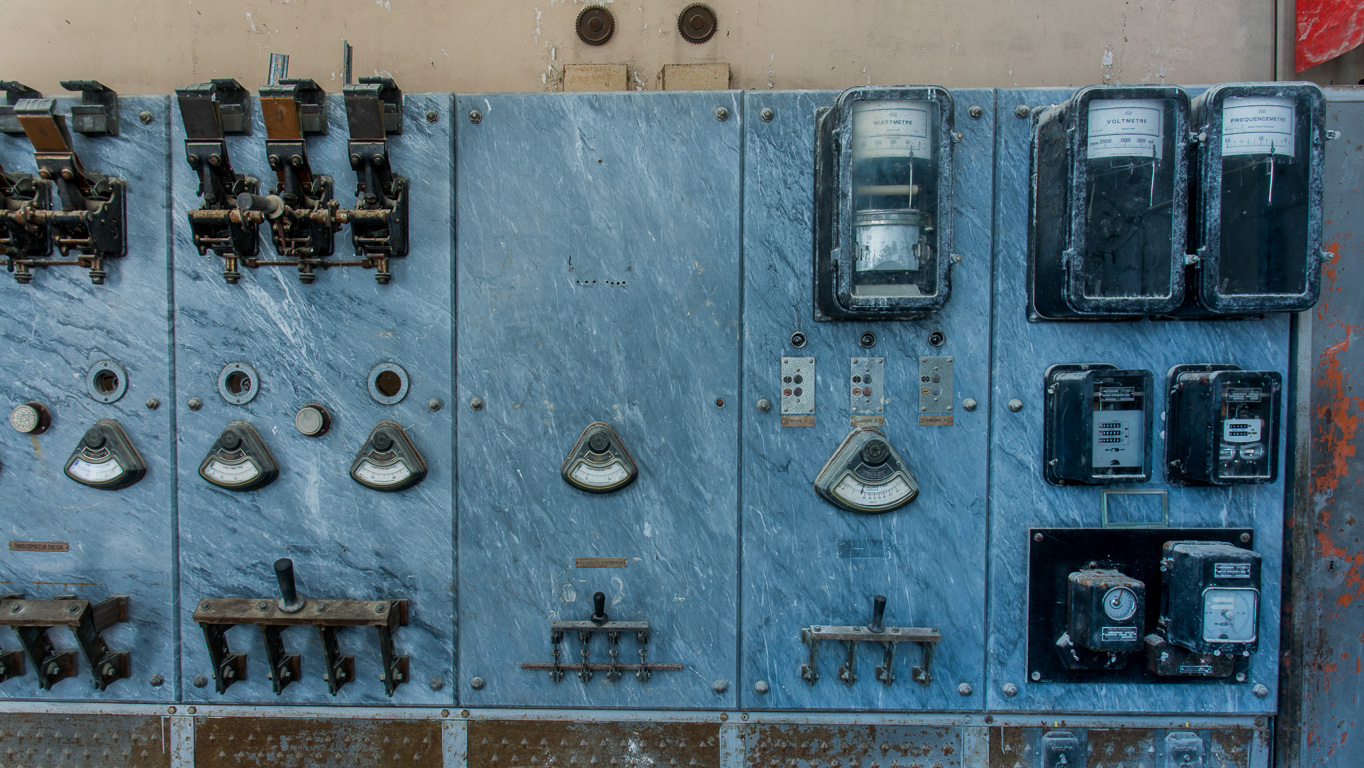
[814,86,955,319]
[1166,365,1282,485]
[1056,567,1145,671]
[198,421,279,491]
[561,422,638,493]
[1029,85,1191,319]
[1158,540,1261,655]
[1187,83,1325,315]
[1044,364,1153,485]
[814,427,918,513]
[63,419,146,490]
[350,421,427,492]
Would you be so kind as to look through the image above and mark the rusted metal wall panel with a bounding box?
[466,720,721,768]
[0,713,170,768]
[194,717,442,768]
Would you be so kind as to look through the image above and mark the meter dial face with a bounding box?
[1102,586,1139,621]
[1202,588,1258,643]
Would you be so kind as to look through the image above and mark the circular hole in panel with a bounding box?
[85,360,128,404]
[217,362,260,406]
[367,363,410,405]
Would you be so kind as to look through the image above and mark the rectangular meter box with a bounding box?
[1159,541,1262,655]
[1166,365,1282,485]
[1043,364,1153,484]
[1029,86,1191,319]
[1187,82,1326,315]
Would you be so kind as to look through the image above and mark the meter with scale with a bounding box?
[350,421,427,492]
[814,86,955,319]
[1056,567,1145,670]
[561,422,638,493]
[813,427,918,513]
[1187,83,1325,314]
[198,421,279,491]
[1158,540,1261,656]
[63,419,146,490]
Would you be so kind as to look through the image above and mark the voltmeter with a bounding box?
[1159,540,1261,655]
[1044,364,1153,485]
[814,86,955,319]
[1166,365,1281,485]
[350,421,427,492]
[1056,567,1146,670]
[1187,83,1325,314]
[813,427,918,513]
[198,421,279,491]
[561,422,638,493]
[1030,86,1191,319]
[63,420,146,490]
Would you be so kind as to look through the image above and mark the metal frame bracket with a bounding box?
[0,593,131,691]
[0,81,41,134]
[60,80,119,136]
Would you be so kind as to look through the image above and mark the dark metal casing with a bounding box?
[1160,540,1261,656]
[1165,365,1282,486]
[1043,364,1154,485]
[1066,568,1145,653]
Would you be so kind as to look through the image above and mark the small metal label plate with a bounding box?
[575,557,628,568]
[918,356,954,414]
[850,357,885,427]
[919,415,954,427]
[9,540,69,552]
[781,356,815,427]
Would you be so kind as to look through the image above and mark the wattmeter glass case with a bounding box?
[1030,86,1190,319]
[1166,365,1282,486]
[1044,364,1153,485]
[813,427,918,513]
[63,419,146,490]
[814,86,954,320]
[1188,83,1325,314]
[1159,541,1261,656]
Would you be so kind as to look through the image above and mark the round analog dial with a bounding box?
[1102,586,1139,621]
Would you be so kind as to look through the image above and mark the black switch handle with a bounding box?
[274,558,305,613]
[236,192,284,218]
[867,594,886,633]
[590,591,608,625]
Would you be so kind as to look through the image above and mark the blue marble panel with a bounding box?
[0,96,175,702]
[455,92,742,709]
[172,93,455,705]
[985,88,1288,713]
[739,90,995,710]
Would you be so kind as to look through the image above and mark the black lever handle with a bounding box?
[590,591,608,625]
[236,192,284,218]
[274,558,305,613]
[867,594,886,633]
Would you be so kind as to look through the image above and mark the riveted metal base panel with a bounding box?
[194,716,442,768]
[738,90,994,710]
[467,720,721,768]
[172,94,455,705]
[0,97,174,702]
[455,92,742,708]
[746,723,967,768]
[0,713,170,768]
[986,726,1264,768]
[986,89,1289,714]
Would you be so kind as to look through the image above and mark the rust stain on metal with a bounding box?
[1210,728,1255,766]
[747,723,961,768]
[0,713,168,768]
[468,720,719,768]
[986,727,1029,768]
[195,717,441,768]
[1085,728,1154,766]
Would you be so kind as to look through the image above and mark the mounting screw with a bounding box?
[461,710,470,718]
[756,398,772,413]
[754,680,770,694]
[256,601,269,612]
[425,110,439,124]
[429,398,443,412]
[187,397,203,411]
[712,679,728,694]
[715,107,729,122]
[859,331,876,348]
[951,131,964,142]
[149,674,164,687]
[138,110,154,124]
[715,398,725,407]
[1030,671,1042,681]
[789,331,807,349]
[469,397,484,411]
[471,676,485,690]
[193,675,207,688]
[760,108,775,122]
[1015,105,1031,119]
[1008,398,1023,412]
[468,109,482,124]
[1253,684,1269,698]
[168,706,177,714]
[1236,672,1247,682]
[968,105,983,119]
[145,397,159,410]
[958,682,973,696]
[375,603,387,614]
[187,706,197,715]
[720,713,728,722]
[1034,532,1044,542]
[430,677,444,691]
[1240,533,1251,543]
[962,398,978,412]
[1003,682,1019,696]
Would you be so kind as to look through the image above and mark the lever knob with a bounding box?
[868,594,887,633]
[274,558,305,613]
[590,591,608,625]
[236,192,285,218]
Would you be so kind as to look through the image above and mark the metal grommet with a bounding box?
[859,331,876,349]
[789,331,807,349]
[86,360,128,404]
[217,362,259,405]
[468,110,482,124]
[678,4,717,44]
[928,330,946,347]
[576,6,615,45]
[367,363,410,405]
[425,110,439,124]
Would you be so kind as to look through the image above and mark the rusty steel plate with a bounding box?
[746,723,964,768]
[194,717,441,768]
[0,714,169,768]
[468,720,720,768]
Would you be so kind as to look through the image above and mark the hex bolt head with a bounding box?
[760,107,775,122]
[1008,398,1024,412]
[139,110,154,124]
[756,398,772,413]
[715,107,729,122]
[712,679,728,693]
[958,682,973,696]
[469,110,483,124]
[968,105,983,119]
[1015,104,1031,119]
[429,398,443,412]
[755,680,770,694]
[1003,682,1019,696]
[962,398,978,412]
[145,397,160,410]
[187,397,203,411]
[1253,684,1269,698]
[471,676,485,690]
[149,674,164,687]
[469,397,484,411]
[425,110,440,124]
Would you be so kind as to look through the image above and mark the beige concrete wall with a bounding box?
[0,0,1275,95]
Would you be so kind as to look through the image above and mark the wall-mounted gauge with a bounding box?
[350,421,427,492]
[63,419,146,490]
[561,422,638,493]
[198,420,279,491]
[813,427,918,513]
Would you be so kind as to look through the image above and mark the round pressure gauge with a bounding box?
[10,402,49,435]
[1102,586,1139,621]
